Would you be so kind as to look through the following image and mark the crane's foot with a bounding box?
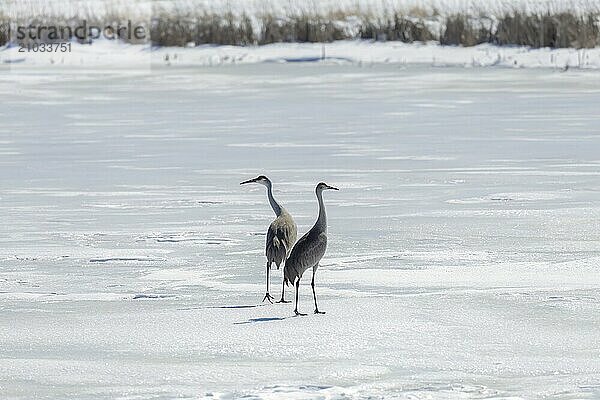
[314,309,326,314]
[294,309,307,316]
[276,298,290,303]
[262,293,275,303]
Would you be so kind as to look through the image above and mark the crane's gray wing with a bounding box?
[266,215,296,267]
[284,231,327,284]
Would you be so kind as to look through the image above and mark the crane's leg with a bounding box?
[262,261,274,303]
[276,277,290,303]
[294,278,306,316]
[312,265,325,314]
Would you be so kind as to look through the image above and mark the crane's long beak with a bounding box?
[327,185,339,191]
[240,177,258,185]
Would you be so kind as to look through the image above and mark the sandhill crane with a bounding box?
[284,182,338,315]
[240,175,297,303]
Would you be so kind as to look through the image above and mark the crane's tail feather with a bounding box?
[267,237,287,269]
[283,262,298,287]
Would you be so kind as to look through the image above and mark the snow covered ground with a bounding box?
[1,63,600,399]
[2,40,600,69]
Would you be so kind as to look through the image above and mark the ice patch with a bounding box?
[447,191,572,204]
[89,257,165,263]
[378,155,456,161]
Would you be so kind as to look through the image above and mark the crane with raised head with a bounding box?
[284,182,338,315]
[240,175,297,303]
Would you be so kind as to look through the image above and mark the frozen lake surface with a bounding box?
[1,64,599,399]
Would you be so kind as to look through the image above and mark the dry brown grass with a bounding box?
[496,13,599,48]
[261,14,348,44]
[151,11,253,46]
[0,15,8,46]
[441,15,493,46]
[148,9,600,48]
[358,13,435,42]
[2,6,599,49]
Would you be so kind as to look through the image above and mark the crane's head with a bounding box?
[316,182,339,192]
[240,175,270,186]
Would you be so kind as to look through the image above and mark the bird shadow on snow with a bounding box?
[233,316,294,325]
[212,304,267,309]
[176,303,296,324]
[176,303,269,311]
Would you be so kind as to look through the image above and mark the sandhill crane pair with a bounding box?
[240,176,338,315]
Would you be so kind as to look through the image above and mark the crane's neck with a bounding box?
[315,188,327,232]
[265,181,282,217]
